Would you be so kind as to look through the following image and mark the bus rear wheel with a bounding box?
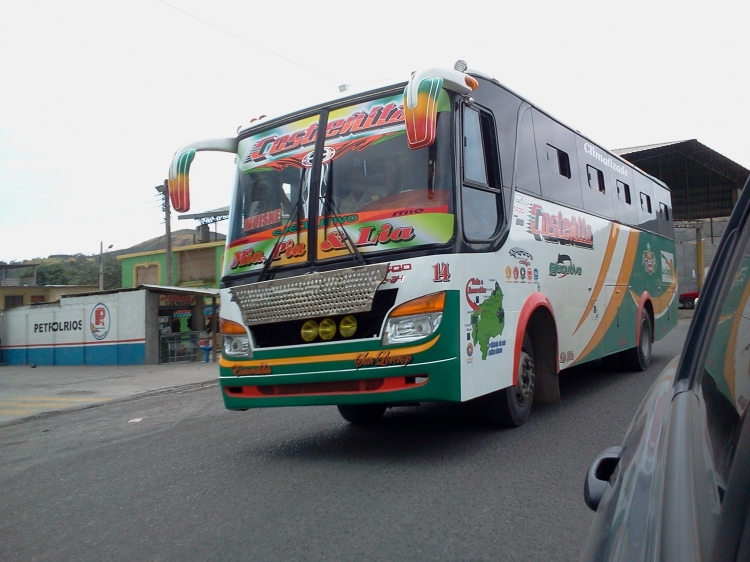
[623,312,653,371]
[482,334,536,427]
[337,404,387,424]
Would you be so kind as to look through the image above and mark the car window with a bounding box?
[697,223,750,487]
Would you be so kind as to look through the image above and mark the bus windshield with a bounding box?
[225,92,454,276]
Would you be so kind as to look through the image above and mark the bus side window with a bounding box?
[640,192,652,214]
[462,105,502,241]
[463,108,489,185]
[532,109,582,209]
[659,202,670,221]
[552,145,572,179]
[617,180,631,204]
[514,106,541,195]
[587,165,606,194]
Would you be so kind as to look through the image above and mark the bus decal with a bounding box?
[548,255,583,277]
[527,203,594,250]
[574,229,640,364]
[468,280,505,360]
[315,212,454,258]
[661,251,676,283]
[574,224,623,334]
[219,335,440,370]
[354,350,414,369]
[642,243,657,275]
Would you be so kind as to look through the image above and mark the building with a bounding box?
[0,286,218,366]
[118,240,225,289]
[1,263,98,311]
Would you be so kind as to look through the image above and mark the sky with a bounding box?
[1,0,748,262]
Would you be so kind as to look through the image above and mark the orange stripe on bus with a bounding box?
[723,278,750,404]
[575,229,640,364]
[219,335,440,369]
[574,224,622,335]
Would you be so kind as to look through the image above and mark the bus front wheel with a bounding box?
[482,334,536,427]
[337,404,387,424]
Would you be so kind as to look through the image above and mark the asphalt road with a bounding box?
[0,320,690,562]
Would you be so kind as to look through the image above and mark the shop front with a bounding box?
[0,286,219,366]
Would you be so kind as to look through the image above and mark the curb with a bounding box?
[0,379,218,429]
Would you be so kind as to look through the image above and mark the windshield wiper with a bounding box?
[257,175,306,282]
[320,162,366,266]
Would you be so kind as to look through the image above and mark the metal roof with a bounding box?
[177,206,229,225]
[58,285,219,300]
[613,139,749,220]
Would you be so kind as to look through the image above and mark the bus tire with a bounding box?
[337,404,387,424]
[623,312,653,371]
[482,334,536,427]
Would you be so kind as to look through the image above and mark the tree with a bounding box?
[36,263,71,285]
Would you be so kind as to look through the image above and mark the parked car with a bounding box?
[679,289,700,309]
[580,175,750,562]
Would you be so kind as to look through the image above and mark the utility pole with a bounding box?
[155,180,173,286]
[99,242,113,291]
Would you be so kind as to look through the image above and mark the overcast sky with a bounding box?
[1,0,748,262]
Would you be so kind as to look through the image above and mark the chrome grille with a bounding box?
[230,263,388,326]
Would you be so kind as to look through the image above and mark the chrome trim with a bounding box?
[229,264,388,326]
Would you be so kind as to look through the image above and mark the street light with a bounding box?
[155,180,173,286]
[100,242,113,291]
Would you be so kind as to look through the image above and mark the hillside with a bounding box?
[121,229,226,255]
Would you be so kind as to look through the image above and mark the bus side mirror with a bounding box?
[167,138,239,213]
[169,149,196,213]
[403,67,479,150]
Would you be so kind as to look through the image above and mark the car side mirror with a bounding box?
[584,446,623,511]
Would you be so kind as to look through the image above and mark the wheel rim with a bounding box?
[640,318,652,362]
[515,350,535,406]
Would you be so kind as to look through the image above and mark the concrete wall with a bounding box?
[0,291,147,366]
[675,217,728,293]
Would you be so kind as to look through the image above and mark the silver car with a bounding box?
[581,175,750,562]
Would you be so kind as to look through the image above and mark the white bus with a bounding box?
[168,62,678,426]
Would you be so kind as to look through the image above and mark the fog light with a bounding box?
[319,318,336,340]
[340,315,357,338]
[301,320,319,342]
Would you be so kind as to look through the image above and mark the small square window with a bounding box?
[659,202,670,221]
[587,165,605,194]
[640,192,652,214]
[548,144,571,179]
[617,180,631,204]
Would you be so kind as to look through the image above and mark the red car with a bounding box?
[679,290,699,309]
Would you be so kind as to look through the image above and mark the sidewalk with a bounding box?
[0,361,218,427]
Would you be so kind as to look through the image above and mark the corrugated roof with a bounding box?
[614,139,749,220]
[612,141,690,156]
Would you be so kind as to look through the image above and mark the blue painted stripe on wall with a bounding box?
[0,343,146,366]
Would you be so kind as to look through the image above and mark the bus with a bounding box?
[167,62,678,427]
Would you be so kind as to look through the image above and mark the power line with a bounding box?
[154,0,338,83]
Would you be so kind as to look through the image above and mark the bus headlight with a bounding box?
[223,335,250,357]
[220,318,251,357]
[383,313,442,345]
[382,292,445,346]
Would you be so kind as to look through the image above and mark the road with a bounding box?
[0,320,689,562]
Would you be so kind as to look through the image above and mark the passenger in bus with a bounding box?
[336,162,385,213]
